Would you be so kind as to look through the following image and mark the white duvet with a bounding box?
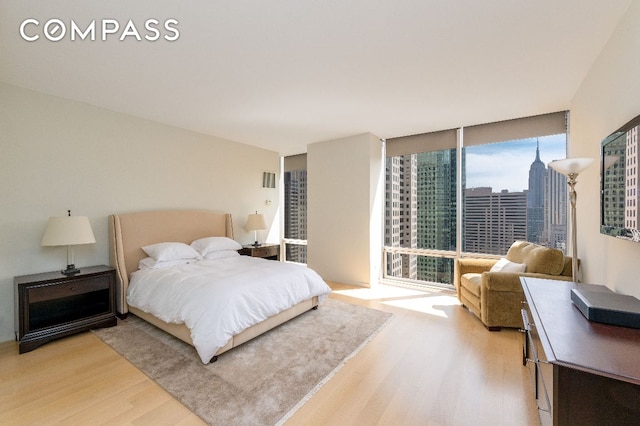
[127,255,331,363]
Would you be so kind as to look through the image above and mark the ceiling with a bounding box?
[0,1,632,155]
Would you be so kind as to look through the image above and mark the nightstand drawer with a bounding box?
[239,244,280,260]
[28,275,110,303]
[253,246,279,258]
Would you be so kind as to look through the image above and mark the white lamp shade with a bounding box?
[547,157,594,176]
[245,213,267,231]
[41,216,96,246]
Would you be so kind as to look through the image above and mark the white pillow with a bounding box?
[141,242,202,262]
[138,257,197,270]
[202,250,240,261]
[191,237,242,257]
[490,257,527,273]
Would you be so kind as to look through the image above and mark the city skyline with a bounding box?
[465,134,567,192]
[383,134,568,285]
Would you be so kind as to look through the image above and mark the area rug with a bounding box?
[93,298,392,425]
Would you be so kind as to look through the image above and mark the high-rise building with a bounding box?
[416,150,457,283]
[463,187,528,254]
[602,133,626,229]
[284,169,307,263]
[385,155,417,279]
[626,125,639,230]
[545,166,568,251]
[527,141,546,244]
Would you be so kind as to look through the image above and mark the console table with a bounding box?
[520,277,640,425]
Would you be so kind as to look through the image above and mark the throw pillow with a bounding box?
[142,242,202,262]
[525,246,565,275]
[191,237,242,257]
[490,257,527,273]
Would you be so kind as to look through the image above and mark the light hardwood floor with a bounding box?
[0,283,538,425]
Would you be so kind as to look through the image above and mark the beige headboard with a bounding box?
[109,209,234,314]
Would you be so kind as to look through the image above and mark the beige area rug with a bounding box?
[93,299,392,425]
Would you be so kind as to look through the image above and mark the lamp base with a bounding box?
[252,241,261,247]
[62,264,80,276]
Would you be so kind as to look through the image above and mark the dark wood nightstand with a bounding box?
[238,244,280,261]
[14,265,117,354]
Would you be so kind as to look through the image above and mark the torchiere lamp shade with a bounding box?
[548,157,594,176]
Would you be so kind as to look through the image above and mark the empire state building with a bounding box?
[527,141,546,243]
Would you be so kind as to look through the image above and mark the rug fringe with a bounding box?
[275,313,393,425]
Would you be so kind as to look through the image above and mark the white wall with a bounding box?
[0,83,280,342]
[570,0,640,297]
[307,133,383,287]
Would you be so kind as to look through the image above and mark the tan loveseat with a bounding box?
[455,241,574,330]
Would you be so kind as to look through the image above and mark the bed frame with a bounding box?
[108,209,318,362]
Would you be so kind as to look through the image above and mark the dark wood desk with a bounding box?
[521,277,640,425]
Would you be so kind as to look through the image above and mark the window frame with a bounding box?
[382,112,568,288]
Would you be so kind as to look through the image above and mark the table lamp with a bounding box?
[41,210,96,275]
[246,211,267,247]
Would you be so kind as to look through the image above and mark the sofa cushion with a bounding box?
[460,273,482,298]
[460,287,481,317]
[506,241,564,275]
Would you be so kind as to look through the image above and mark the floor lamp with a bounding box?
[548,158,594,282]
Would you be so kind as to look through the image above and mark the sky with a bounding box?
[465,134,567,192]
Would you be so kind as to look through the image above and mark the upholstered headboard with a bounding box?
[109,209,234,314]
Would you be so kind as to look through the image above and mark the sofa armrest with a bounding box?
[480,272,527,329]
[480,272,572,329]
[455,258,498,298]
[482,271,525,292]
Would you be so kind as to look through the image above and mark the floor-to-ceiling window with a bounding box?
[283,154,307,263]
[384,129,458,286]
[384,112,568,288]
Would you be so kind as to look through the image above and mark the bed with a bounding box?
[108,209,331,363]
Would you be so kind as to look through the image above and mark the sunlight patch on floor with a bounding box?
[381,294,459,318]
[332,284,429,300]
[331,283,460,318]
